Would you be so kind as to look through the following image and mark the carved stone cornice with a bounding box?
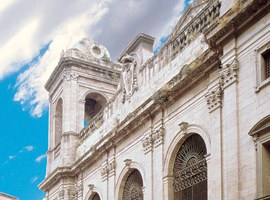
[206,0,270,49]
[205,84,223,113]
[219,58,239,89]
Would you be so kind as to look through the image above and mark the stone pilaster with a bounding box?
[205,80,224,200]
[220,58,240,200]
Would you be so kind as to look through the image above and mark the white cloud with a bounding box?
[0,0,186,117]
[8,155,16,160]
[31,176,38,183]
[35,154,46,163]
[24,145,34,151]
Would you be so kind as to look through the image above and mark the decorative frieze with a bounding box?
[63,72,79,81]
[219,58,239,89]
[205,85,223,112]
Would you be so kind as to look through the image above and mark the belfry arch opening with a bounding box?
[173,134,208,200]
[55,98,63,146]
[84,93,107,126]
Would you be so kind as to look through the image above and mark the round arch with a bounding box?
[163,123,211,200]
[84,187,103,200]
[115,161,146,200]
[164,124,211,178]
[81,90,109,103]
[83,91,108,124]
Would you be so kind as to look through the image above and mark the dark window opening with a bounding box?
[262,49,270,80]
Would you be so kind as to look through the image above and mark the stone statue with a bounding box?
[120,54,138,103]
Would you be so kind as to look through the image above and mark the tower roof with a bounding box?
[62,37,111,62]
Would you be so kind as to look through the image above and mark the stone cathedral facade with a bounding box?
[39,0,270,199]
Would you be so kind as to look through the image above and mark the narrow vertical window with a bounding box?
[55,98,63,146]
[262,49,270,80]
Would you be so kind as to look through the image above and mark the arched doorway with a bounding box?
[91,193,101,200]
[173,134,207,200]
[122,169,144,200]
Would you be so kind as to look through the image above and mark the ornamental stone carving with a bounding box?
[142,129,153,154]
[219,58,239,89]
[179,122,189,135]
[67,188,75,200]
[121,54,138,103]
[152,127,165,147]
[205,85,223,113]
[142,127,165,153]
[58,188,65,200]
[101,162,109,181]
[101,156,117,181]
[108,157,116,177]
[63,72,79,81]
[75,181,83,198]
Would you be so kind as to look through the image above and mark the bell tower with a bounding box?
[45,38,121,175]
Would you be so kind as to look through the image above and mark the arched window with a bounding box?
[122,169,144,200]
[173,134,207,200]
[55,98,63,145]
[91,193,101,200]
[84,93,107,126]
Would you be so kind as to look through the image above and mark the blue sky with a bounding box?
[0,1,192,199]
[0,71,47,199]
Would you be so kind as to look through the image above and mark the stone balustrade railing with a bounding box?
[140,0,221,79]
[79,109,104,140]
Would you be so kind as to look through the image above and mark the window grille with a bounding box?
[123,169,144,200]
[262,49,270,80]
[173,134,207,200]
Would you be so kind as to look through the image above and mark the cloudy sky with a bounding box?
[0,0,191,199]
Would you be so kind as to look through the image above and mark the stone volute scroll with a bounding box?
[120,54,138,103]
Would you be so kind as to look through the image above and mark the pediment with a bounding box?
[170,0,209,38]
[249,115,270,137]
